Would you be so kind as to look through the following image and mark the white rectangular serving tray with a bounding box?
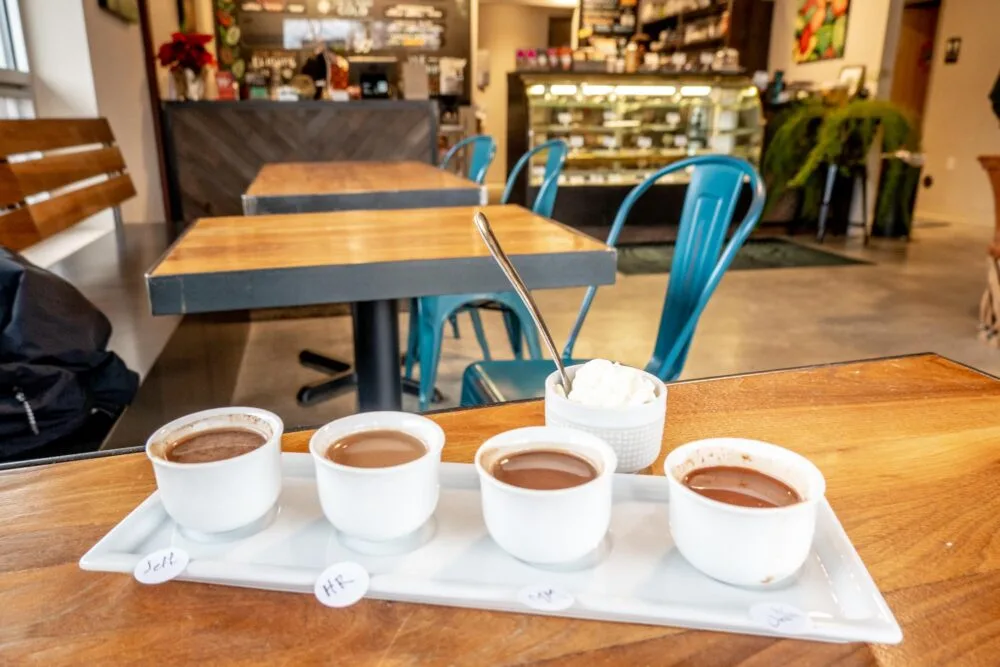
[81,453,901,644]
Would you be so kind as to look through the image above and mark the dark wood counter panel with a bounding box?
[161,100,439,234]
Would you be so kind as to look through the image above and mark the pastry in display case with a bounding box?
[506,72,763,230]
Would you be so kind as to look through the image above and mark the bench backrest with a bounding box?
[0,118,136,251]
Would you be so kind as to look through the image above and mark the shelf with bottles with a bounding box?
[640,0,729,25]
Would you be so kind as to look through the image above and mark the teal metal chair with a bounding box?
[460,155,766,406]
[405,140,569,411]
[439,134,496,184]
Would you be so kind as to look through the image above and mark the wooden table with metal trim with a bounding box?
[3,354,999,664]
[242,161,487,215]
[145,204,616,411]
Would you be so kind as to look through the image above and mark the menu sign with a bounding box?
[334,0,374,16]
[385,3,444,19]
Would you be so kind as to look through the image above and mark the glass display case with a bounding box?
[506,72,763,231]
[518,73,762,187]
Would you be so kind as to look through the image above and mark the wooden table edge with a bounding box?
[0,351,976,474]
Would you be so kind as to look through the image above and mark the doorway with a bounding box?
[890,0,940,130]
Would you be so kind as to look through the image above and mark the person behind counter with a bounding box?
[301,43,349,100]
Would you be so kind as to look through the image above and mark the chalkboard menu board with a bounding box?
[579,0,637,45]
[235,3,468,61]
[230,0,470,98]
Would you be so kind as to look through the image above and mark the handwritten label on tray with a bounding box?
[133,547,189,585]
[748,602,813,635]
[517,585,575,612]
[315,561,370,608]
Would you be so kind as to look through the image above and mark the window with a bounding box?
[0,0,32,118]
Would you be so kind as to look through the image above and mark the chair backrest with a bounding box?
[0,118,135,252]
[439,135,496,185]
[501,139,567,217]
[563,155,766,381]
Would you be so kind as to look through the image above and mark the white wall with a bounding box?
[82,3,165,224]
[915,0,1000,228]
[769,0,899,96]
[475,1,572,185]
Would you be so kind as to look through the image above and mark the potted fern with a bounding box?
[763,97,916,237]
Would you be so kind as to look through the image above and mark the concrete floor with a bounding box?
[232,222,999,431]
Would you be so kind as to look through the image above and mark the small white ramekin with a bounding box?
[309,411,444,543]
[664,437,826,587]
[146,407,283,535]
[544,365,667,473]
[475,426,617,565]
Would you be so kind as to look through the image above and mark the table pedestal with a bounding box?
[352,299,403,411]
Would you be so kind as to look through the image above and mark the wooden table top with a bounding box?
[146,204,616,315]
[245,161,480,198]
[4,354,999,665]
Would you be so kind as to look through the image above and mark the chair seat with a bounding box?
[460,359,591,406]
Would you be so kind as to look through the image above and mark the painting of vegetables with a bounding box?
[793,0,850,63]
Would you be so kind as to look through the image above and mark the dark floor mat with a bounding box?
[616,238,870,275]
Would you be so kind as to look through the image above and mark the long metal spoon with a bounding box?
[473,211,572,393]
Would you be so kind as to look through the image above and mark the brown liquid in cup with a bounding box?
[490,449,598,490]
[326,429,427,468]
[682,466,802,508]
[165,428,266,464]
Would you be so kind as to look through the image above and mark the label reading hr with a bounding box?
[315,561,370,608]
[134,547,190,585]
[517,585,575,612]
[748,602,813,635]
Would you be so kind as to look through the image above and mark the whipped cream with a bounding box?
[566,359,657,408]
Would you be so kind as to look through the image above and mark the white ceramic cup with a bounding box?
[664,438,826,587]
[475,426,618,565]
[545,365,667,473]
[309,412,444,542]
[145,407,283,535]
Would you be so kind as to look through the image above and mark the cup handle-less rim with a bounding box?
[475,426,618,497]
[145,407,284,470]
[309,411,446,475]
[664,438,827,516]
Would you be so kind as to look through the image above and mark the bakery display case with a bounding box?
[506,72,763,232]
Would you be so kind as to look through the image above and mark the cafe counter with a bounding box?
[161,99,440,235]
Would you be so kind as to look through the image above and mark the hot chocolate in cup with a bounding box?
[664,437,826,587]
[146,407,284,535]
[475,426,617,565]
[309,412,445,547]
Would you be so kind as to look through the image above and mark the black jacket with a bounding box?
[0,249,138,458]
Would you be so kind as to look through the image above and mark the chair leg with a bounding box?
[860,168,871,246]
[519,315,543,359]
[418,317,447,412]
[501,309,524,359]
[448,313,461,339]
[404,298,420,379]
[817,164,838,243]
[468,308,492,361]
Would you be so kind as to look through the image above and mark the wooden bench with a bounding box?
[0,118,135,250]
[0,119,262,459]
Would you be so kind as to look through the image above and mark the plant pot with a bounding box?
[172,68,206,101]
[872,159,922,238]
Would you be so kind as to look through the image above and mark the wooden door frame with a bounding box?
[136,0,174,224]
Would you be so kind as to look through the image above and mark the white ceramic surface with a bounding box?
[545,366,667,473]
[664,438,827,587]
[309,412,444,542]
[145,407,283,534]
[80,454,901,644]
[475,426,617,565]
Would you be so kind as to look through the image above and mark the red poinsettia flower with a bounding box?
[157,32,216,72]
